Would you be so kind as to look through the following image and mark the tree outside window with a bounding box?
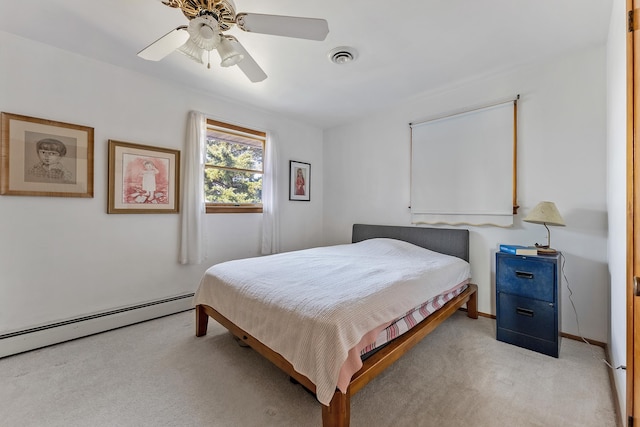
[204,119,265,213]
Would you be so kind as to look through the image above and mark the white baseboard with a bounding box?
[0,294,194,359]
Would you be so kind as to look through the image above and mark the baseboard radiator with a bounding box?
[0,293,194,359]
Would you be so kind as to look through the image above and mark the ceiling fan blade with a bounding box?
[236,13,329,41]
[228,38,268,83]
[137,26,189,61]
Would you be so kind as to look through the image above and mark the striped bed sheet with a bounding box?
[360,282,469,356]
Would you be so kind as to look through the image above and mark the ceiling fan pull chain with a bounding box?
[207,50,211,69]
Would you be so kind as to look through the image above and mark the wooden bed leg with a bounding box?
[466,288,479,319]
[321,390,350,427]
[195,304,209,337]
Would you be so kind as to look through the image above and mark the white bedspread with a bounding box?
[193,238,471,405]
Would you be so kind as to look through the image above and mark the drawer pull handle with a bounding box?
[515,271,534,279]
[516,307,534,317]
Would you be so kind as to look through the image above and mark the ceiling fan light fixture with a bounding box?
[200,25,215,39]
[328,47,357,65]
[187,15,221,50]
[217,37,244,67]
[177,38,205,64]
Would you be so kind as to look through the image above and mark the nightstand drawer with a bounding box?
[496,256,555,302]
[497,292,556,342]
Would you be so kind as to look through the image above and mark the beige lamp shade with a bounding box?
[523,201,565,252]
[523,201,565,226]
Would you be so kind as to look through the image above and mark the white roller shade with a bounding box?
[410,100,515,227]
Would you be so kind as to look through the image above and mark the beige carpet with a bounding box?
[0,310,618,427]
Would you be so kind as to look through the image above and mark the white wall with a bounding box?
[0,32,324,335]
[323,46,609,342]
[606,0,627,418]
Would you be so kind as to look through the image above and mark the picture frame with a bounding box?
[289,160,310,201]
[108,140,180,214]
[0,112,94,197]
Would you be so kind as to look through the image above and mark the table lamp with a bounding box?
[523,201,565,254]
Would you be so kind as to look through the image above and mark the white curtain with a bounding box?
[261,132,280,255]
[179,111,207,264]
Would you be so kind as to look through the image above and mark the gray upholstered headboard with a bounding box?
[352,224,469,262]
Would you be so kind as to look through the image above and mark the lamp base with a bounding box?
[535,244,558,255]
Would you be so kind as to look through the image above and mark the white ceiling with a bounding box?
[0,0,613,129]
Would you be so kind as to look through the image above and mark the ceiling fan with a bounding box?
[137,0,330,83]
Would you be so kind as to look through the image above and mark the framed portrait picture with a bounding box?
[289,160,310,201]
[108,140,180,214]
[0,112,94,197]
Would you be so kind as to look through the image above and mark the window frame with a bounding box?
[204,119,266,214]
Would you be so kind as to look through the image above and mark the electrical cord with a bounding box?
[560,252,625,370]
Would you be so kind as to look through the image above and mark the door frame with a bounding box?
[628,0,638,424]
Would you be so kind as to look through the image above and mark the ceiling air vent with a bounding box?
[328,47,357,64]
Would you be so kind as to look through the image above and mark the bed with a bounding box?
[194,224,478,427]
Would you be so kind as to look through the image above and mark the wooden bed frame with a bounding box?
[195,224,478,427]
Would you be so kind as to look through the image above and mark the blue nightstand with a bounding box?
[496,252,561,357]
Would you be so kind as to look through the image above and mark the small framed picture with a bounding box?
[289,160,310,201]
[0,112,94,197]
[108,140,180,214]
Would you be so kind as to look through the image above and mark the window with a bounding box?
[204,119,266,213]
